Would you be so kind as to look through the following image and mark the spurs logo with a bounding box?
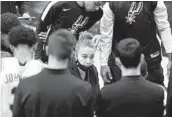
[69,15,89,34]
[126,2,143,24]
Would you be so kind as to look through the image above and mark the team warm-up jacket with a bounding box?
[99,1,172,66]
[35,1,103,60]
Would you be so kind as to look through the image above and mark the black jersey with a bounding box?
[37,1,103,37]
[35,1,103,60]
[109,1,162,64]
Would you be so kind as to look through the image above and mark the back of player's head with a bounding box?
[48,29,76,60]
[116,38,141,68]
[75,31,95,52]
[1,12,21,34]
[9,25,38,47]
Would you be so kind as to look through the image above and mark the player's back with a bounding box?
[13,68,93,117]
[0,57,43,117]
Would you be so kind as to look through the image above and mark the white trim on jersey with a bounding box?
[41,1,60,21]
[159,85,167,115]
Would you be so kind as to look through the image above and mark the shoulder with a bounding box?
[92,8,103,19]
[1,51,12,58]
[19,73,40,89]
[22,60,43,78]
[2,57,17,62]
[143,80,165,96]
[45,1,65,9]
[1,57,19,70]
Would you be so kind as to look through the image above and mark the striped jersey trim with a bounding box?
[41,1,60,21]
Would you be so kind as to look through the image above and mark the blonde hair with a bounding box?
[75,31,95,51]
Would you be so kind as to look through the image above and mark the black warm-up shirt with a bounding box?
[13,68,93,117]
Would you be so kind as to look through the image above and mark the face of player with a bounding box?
[84,1,105,12]
[11,44,36,63]
[76,46,96,67]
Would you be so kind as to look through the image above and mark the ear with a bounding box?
[140,54,145,65]
[33,43,38,51]
[74,50,77,60]
[9,45,14,53]
[115,57,122,67]
[45,45,48,56]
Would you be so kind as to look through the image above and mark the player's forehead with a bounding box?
[78,46,96,54]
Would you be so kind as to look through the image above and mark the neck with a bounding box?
[14,50,33,64]
[47,55,68,69]
[121,66,141,77]
[76,1,84,7]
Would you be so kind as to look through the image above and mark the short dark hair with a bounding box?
[116,38,141,68]
[48,29,76,60]
[1,13,21,34]
[9,25,38,47]
[75,31,95,51]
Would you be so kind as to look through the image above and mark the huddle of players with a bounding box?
[0,1,171,117]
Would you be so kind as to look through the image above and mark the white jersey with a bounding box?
[0,57,43,117]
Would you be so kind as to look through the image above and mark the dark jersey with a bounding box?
[109,1,162,64]
[38,1,103,37]
[35,1,103,60]
[13,68,94,117]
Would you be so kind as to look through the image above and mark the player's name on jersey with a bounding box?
[5,73,26,84]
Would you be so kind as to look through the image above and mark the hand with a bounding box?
[100,65,112,84]
[166,53,172,78]
[38,32,48,42]
[92,35,101,48]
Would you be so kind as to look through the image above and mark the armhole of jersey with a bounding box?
[151,1,157,12]
[109,2,113,13]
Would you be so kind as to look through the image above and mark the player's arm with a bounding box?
[12,82,24,117]
[37,1,63,33]
[154,1,172,54]
[99,2,114,66]
[154,1,172,76]
[35,1,63,60]
[99,2,114,83]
